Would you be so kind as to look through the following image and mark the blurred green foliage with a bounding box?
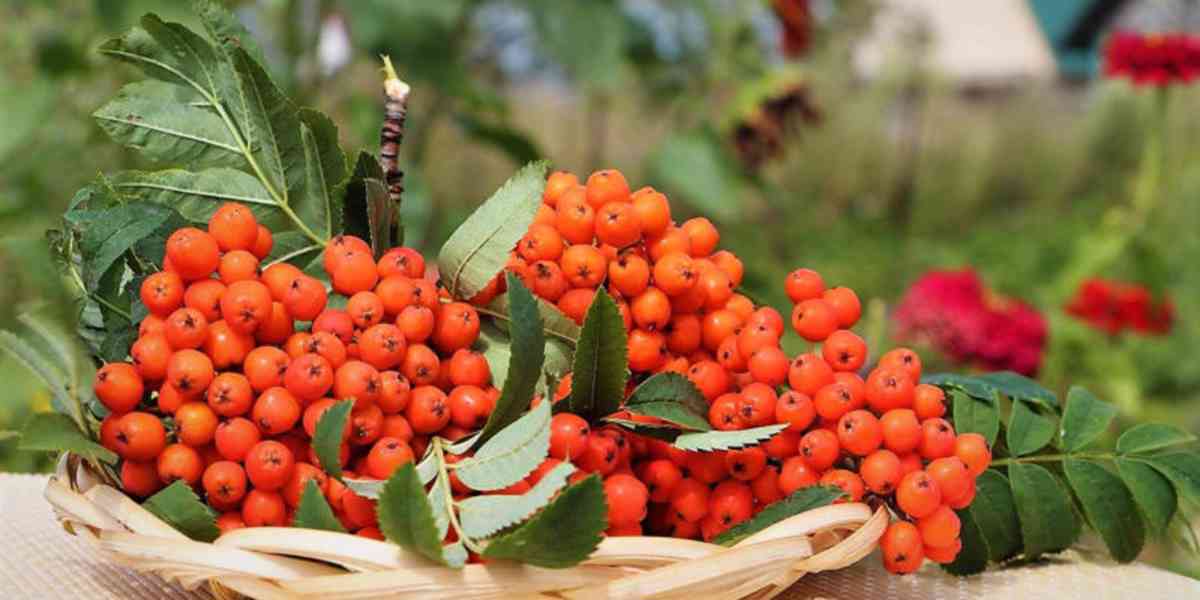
[1,0,1198,529]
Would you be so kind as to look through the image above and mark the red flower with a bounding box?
[1104,31,1200,87]
[1065,278,1172,336]
[893,269,1047,376]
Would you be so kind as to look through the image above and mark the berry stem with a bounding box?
[379,55,410,242]
[432,437,484,554]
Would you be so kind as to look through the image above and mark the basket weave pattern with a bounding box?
[45,454,887,600]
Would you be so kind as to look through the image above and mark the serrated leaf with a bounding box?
[427,473,451,540]
[68,202,185,292]
[482,474,606,568]
[474,322,571,395]
[1009,463,1080,558]
[477,275,545,445]
[1061,387,1117,452]
[974,371,1058,408]
[625,402,710,431]
[484,291,580,344]
[455,399,551,491]
[674,424,787,452]
[343,151,391,257]
[417,450,439,484]
[964,470,1022,562]
[313,400,352,479]
[221,44,298,209]
[192,0,267,74]
[567,291,628,421]
[438,160,548,299]
[459,461,575,539]
[1117,459,1177,536]
[602,417,683,442]
[343,477,384,500]
[1064,459,1144,562]
[1117,424,1197,455]
[377,463,452,566]
[0,331,84,426]
[943,509,990,576]
[712,486,842,546]
[1006,400,1056,457]
[442,541,467,568]
[950,389,1000,446]
[297,109,348,240]
[108,169,282,230]
[101,14,225,95]
[293,479,346,533]
[94,81,240,168]
[1144,452,1200,505]
[628,372,709,417]
[922,373,999,403]
[18,413,117,465]
[142,480,219,542]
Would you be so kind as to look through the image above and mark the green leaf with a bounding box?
[974,371,1058,408]
[1006,400,1056,457]
[192,0,267,67]
[142,480,219,542]
[482,474,606,568]
[459,461,575,539]
[313,400,352,479]
[18,413,117,465]
[1008,463,1080,558]
[567,291,628,421]
[1144,452,1200,505]
[69,202,185,292]
[438,160,548,299]
[602,417,683,442]
[455,399,551,491]
[1064,459,1145,562]
[1117,424,1197,455]
[377,463,452,566]
[342,151,391,258]
[628,372,709,418]
[950,389,1000,446]
[0,331,84,426]
[292,479,346,533]
[484,292,580,345]
[964,470,1022,562]
[221,44,300,210]
[94,81,240,168]
[922,373,999,403]
[674,424,788,452]
[625,402,711,432]
[297,109,348,240]
[1060,387,1117,452]
[943,509,990,576]
[712,486,842,546]
[108,169,281,230]
[101,14,226,96]
[342,477,384,500]
[477,275,545,445]
[1117,459,1177,536]
[427,473,451,540]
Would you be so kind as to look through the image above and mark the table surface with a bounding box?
[2,472,1197,600]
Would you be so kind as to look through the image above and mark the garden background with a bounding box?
[1,0,1198,574]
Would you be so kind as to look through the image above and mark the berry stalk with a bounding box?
[379,55,410,212]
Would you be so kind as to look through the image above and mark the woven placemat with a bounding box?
[3,472,1197,599]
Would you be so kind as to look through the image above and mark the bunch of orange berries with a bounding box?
[97,202,495,538]
[92,167,989,575]
[488,169,990,572]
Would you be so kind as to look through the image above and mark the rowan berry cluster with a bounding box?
[95,168,989,575]
[99,202,492,538]
[499,169,989,572]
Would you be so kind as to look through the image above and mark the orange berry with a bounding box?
[585,169,630,208]
[918,504,961,549]
[252,386,301,435]
[165,227,220,281]
[913,384,947,420]
[652,252,697,296]
[776,390,816,432]
[207,202,259,252]
[822,286,862,328]
[791,299,838,342]
[203,460,248,505]
[954,433,992,477]
[114,411,166,461]
[604,473,649,527]
[822,329,867,372]
[837,409,883,456]
[784,268,824,303]
[252,225,273,259]
[860,449,903,494]
[217,249,260,284]
[820,469,866,502]
[779,456,820,495]
[926,457,973,504]
[176,401,218,447]
[121,460,163,498]
[141,271,185,317]
[881,521,925,574]
[365,437,415,479]
[630,187,671,238]
[880,409,922,454]
[95,362,145,414]
[919,418,958,460]
[896,470,942,519]
[788,352,835,396]
[799,428,840,471]
[245,440,295,491]
[879,347,922,384]
[680,217,718,257]
[158,443,204,485]
[865,367,915,413]
[543,171,579,206]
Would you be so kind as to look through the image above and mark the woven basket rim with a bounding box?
[46,453,888,600]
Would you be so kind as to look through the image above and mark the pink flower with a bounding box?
[1104,31,1200,87]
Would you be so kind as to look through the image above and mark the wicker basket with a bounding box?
[45,454,887,600]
